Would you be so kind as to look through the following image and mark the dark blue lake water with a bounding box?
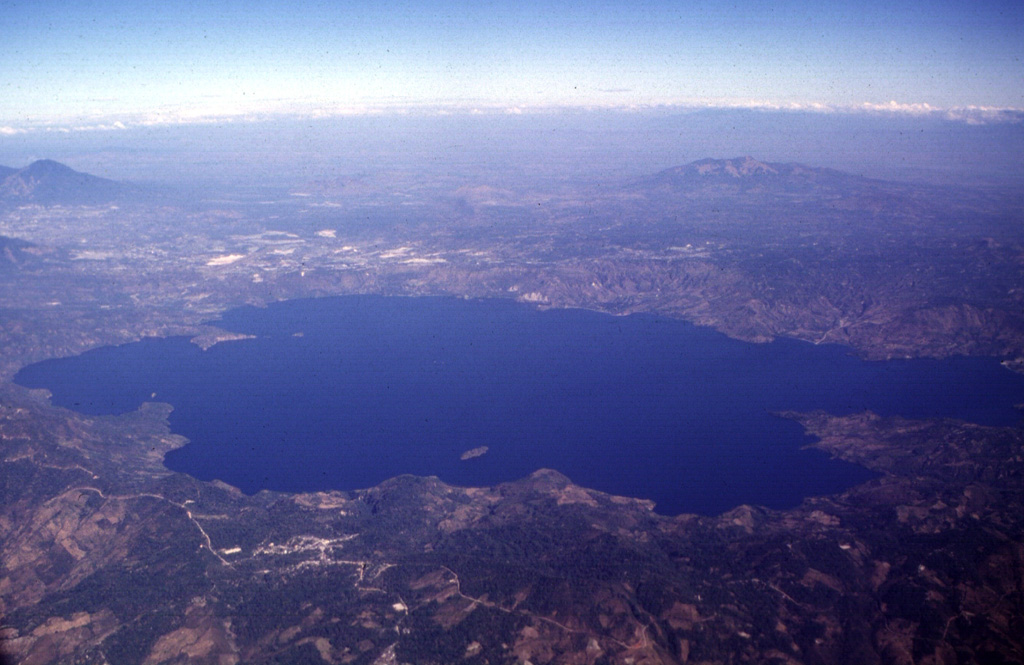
[15,296,1024,515]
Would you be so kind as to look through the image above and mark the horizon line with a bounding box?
[3,98,1023,136]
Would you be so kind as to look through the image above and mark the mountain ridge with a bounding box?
[0,159,129,206]
[640,156,878,190]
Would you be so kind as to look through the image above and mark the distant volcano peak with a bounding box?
[0,159,127,206]
[21,159,78,176]
[683,157,780,177]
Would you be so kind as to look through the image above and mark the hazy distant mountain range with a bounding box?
[0,159,130,206]
[637,155,889,198]
[0,156,911,208]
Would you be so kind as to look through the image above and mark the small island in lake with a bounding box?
[460,446,489,461]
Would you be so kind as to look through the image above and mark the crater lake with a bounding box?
[15,296,1024,515]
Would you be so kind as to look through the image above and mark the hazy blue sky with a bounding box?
[3,0,1022,130]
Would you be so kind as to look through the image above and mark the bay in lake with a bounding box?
[15,296,1024,515]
